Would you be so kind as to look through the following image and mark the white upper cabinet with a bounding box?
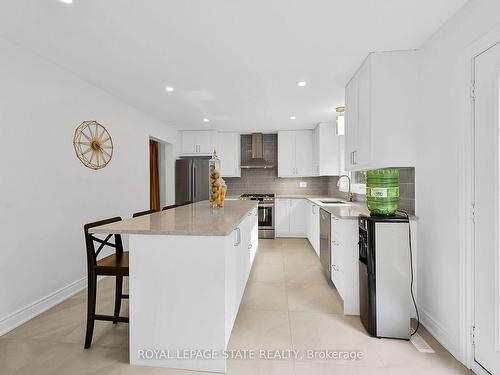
[294,130,314,177]
[344,51,417,171]
[216,132,241,178]
[179,130,217,156]
[277,131,296,177]
[314,122,341,176]
[278,130,314,177]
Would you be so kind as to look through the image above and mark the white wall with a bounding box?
[416,0,500,364]
[0,37,177,333]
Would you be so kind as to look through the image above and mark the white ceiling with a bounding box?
[0,0,467,132]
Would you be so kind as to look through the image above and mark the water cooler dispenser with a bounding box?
[358,214,410,340]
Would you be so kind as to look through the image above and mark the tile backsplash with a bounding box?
[225,169,330,196]
[327,167,415,214]
[225,134,330,196]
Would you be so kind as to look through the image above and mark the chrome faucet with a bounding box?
[337,175,353,202]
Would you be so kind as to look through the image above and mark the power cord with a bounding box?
[397,210,420,336]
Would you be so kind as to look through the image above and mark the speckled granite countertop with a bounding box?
[276,195,417,220]
[89,200,258,236]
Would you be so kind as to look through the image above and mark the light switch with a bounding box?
[299,181,308,188]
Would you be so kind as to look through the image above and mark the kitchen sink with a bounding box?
[318,200,348,205]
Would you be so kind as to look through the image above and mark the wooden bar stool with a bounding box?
[132,209,158,218]
[83,217,129,349]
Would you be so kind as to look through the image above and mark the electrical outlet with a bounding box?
[299,181,307,188]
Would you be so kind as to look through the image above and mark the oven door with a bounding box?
[258,204,274,229]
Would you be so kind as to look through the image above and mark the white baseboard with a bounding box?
[418,306,461,361]
[276,234,307,238]
[0,276,88,336]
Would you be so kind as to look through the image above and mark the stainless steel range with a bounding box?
[240,193,275,239]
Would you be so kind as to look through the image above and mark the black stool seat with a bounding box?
[96,253,129,276]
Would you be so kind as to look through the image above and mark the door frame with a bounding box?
[463,24,500,375]
[149,136,175,208]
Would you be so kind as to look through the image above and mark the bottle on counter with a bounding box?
[209,150,222,208]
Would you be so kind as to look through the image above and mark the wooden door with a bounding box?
[149,139,160,211]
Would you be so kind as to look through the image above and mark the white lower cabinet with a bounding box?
[275,198,306,237]
[330,217,359,315]
[304,200,320,255]
[305,200,312,241]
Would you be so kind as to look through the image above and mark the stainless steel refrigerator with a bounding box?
[175,159,209,205]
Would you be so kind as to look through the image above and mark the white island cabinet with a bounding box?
[90,201,258,373]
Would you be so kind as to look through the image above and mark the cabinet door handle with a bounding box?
[248,244,252,249]
[234,227,241,246]
[353,151,357,165]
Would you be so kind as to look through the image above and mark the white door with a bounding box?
[278,131,296,177]
[217,132,240,177]
[305,201,311,241]
[345,75,359,170]
[311,204,320,256]
[197,131,216,154]
[181,131,198,154]
[313,126,320,175]
[356,59,371,167]
[317,122,340,176]
[474,41,500,375]
[289,199,306,236]
[295,130,314,177]
[275,198,290,236]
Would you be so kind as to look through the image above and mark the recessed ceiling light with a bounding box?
[290,116,296,120]
[165,87,174,92]
[60,0,73,3]
[297,81,307,87]
[203,118,210,123]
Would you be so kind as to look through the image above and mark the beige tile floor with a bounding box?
[0,238,469,375]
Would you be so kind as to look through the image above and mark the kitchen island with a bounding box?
[90,200,258,373]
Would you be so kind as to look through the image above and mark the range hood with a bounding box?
[240,133,275,169]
